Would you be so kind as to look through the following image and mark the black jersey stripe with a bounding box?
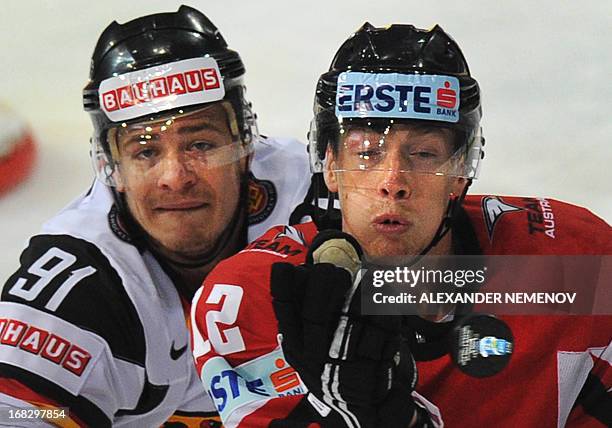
[170,409,220,417]
[114,372,169,417]
[2,234,146,367]
[0,363,111,427]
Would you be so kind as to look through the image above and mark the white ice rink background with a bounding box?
[0,1,610,281]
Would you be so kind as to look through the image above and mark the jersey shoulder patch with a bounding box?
[247,137,311,239]
[248,173,278,226]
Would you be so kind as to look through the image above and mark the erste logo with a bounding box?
[336,72,460,123]
[269,358,302,395]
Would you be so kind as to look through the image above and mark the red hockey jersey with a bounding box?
[191,222,319,427]
[191,195,611,427]
[417,195,611,428]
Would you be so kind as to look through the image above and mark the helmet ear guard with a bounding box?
[90,135,116,187]
[223,84,259,147]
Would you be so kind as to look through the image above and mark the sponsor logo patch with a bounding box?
[98,57,224,121]
[270,357,302,394]
[0,318,91,376]
[478,336,513,358]
[248,174,277,225]
[451,314,513,377]
[202,349,306,421]
[335,72,460,122]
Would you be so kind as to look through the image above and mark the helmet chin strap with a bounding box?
[360,180,470,269]
[418,180,471,257]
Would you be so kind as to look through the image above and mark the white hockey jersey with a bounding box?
[0,137,310,427]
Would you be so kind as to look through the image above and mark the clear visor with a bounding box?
[91,102,253,187]
[309,116,483,180]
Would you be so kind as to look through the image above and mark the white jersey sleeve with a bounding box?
[247,137,311,240]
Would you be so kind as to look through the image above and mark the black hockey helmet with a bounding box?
[84,5,258,186]
[305,22,485,253]
[309,22,483,178]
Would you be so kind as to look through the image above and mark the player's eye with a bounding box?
[134,148,156,160]
[189,141,215,153]
[357,150,382,160]
[410,151,437,159]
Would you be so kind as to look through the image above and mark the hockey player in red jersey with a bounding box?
[191,23,611,427]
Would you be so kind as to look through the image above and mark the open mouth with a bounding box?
[374,214,408,225]
[380,218,404,225]
[373,214,410,234]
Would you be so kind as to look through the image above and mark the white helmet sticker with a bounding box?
[98,57,225,122]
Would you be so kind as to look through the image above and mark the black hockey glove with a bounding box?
[270,230,434,427]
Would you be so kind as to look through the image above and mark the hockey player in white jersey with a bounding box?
[0,6,310,427]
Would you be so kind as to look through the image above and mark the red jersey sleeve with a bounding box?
[190,223,319,427]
